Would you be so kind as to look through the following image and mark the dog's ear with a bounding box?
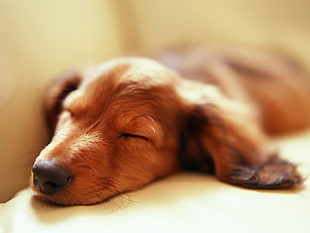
[178,82,302,189]
[44,70,82,133]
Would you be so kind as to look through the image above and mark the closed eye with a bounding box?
[118,133,148,141]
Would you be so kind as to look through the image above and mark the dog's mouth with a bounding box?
[30,159,122,205]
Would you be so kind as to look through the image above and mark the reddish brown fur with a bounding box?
[31,47,310,205]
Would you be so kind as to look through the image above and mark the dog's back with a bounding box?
[154,46,310,134]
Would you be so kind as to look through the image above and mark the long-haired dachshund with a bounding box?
[31,46,310,205]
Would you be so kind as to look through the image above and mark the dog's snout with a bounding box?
[32,160,72,195]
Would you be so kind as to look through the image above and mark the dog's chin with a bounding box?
[29,173,121,205]
[30,185,113,206]
[31,191,111,206]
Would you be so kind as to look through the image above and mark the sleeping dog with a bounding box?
[31,46,310,205]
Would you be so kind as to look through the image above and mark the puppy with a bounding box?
[31,46,310,205]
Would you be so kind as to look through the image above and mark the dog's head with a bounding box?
[31,58,199,205]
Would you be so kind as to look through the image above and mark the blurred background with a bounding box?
[1,0,310,203]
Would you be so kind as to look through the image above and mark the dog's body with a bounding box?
[31,46,310,205]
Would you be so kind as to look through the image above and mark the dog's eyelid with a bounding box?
[118,133,148,141]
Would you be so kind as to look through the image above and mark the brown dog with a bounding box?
[31,46,310,205]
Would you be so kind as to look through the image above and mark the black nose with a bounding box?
[32,160,72,195]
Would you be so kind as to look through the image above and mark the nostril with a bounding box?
[32,160,72,195]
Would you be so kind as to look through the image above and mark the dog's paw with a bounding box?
[227,157,302,189]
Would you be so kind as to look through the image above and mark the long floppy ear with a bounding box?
[43,69,82,133]
[178,81,302,189]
